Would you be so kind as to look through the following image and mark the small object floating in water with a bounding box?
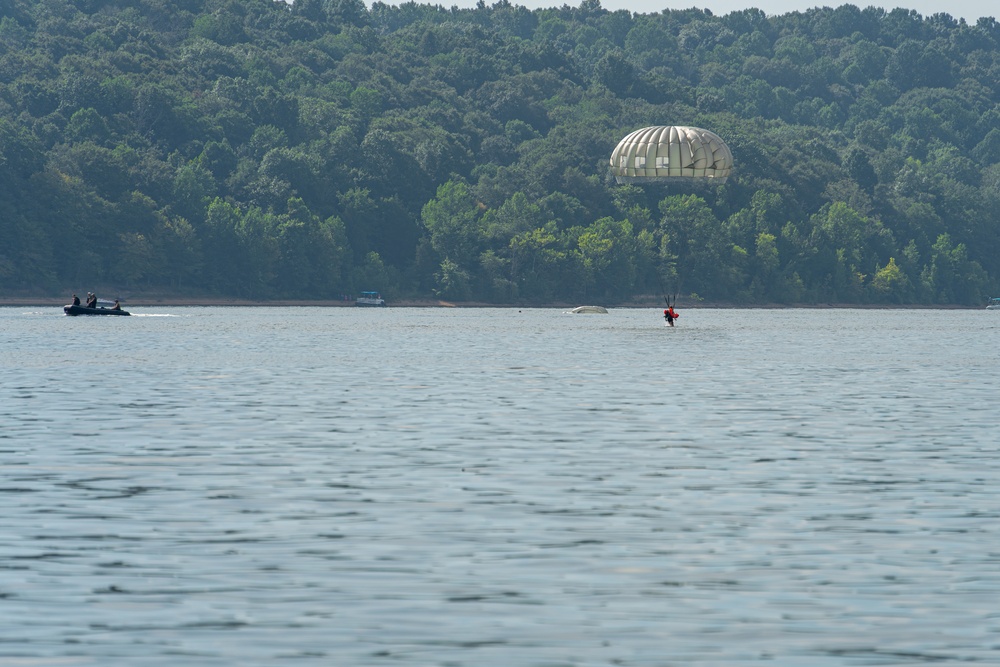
[570,306,608,314]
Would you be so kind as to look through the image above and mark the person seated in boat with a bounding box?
[111,299,121,310]
[71,294,80,306]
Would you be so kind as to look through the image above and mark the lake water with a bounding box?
[2,305,999,666]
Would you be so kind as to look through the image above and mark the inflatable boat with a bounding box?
[64,304,131,316]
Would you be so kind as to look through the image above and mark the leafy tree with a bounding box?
[172,162,216,224]
[114,232,153,287]
[870,257,911,302]
[420,178,482,270]
[593,50,638,97]
[921,233,989,304]
[509,224,563,301]
[65,107,111,143]
[433,257,471,300]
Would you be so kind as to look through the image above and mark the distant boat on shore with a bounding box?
[356,291,386,307]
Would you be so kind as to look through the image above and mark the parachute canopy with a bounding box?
[610,126,733,184]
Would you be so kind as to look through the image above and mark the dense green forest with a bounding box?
[2,0,999,304]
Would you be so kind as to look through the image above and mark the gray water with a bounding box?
[2,306,999,666]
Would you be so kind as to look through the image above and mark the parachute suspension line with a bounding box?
[659,270,680,308]
[657,267,681,308]
[671,257,682,308]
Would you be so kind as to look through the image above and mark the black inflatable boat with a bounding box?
[64,304,131,316]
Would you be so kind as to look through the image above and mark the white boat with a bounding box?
[356,291,386,307]
[570,305,607,314]
[987,297,1000,310]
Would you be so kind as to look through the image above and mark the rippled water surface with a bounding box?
[2,306,999,666]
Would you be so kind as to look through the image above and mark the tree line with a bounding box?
[2,0,998,304]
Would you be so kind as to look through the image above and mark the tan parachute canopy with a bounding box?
[610,126,733,184]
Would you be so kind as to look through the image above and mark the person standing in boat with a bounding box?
[86,292,97,308]
[71,294,80,306]
[664,305,679,327]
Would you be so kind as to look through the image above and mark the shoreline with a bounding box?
[0,296,980,309]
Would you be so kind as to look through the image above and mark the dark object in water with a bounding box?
[64,304,131,316]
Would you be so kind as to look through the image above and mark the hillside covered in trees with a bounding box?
[2,0,999,304]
